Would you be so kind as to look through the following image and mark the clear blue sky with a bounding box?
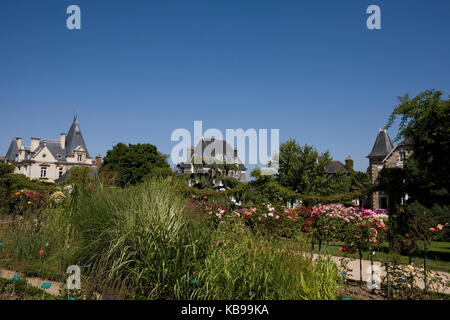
[1,0,449,173]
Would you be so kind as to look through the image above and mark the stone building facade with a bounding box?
[382,137,412,169]
[3,117,98,183]
[367,129,412,209]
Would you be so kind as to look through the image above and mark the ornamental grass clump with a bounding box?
[2,196,75,281]
[64,178,340,299]
[193,225,340,300]
[1,177,342,300]
[66,178,208,299]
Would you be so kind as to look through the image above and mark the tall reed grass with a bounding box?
[65,178,207,299]
[192,226,339,300]
[1,177,340,299]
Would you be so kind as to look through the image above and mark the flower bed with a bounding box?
[190,199,390,242]
[11,190,50,216]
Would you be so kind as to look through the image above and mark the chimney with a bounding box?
[59,133,66,149]
[186,146,194,163]
[16,137,22,150]
[345,156,354,172]
[30,138,40,152]
[95,155,102,169]
[17,138,24,161]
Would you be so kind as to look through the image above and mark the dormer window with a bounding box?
[77,154,83,161]
[399,151,406,162]
[57,154,62,160]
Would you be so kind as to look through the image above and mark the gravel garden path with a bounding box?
[0,268,63,297]
[312,253,450,294]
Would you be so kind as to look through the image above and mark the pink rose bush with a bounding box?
[190,199,390,244]
[408,211,448,247]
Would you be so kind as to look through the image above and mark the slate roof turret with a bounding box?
[65,117,90,158]
[367,128,394,158]
[4,117,91,163]
[5,139,19,161]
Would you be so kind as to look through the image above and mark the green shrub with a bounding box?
[0,163,55,215]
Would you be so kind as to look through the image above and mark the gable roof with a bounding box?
[191,138,246,171]
[194,138,234,160]
[33,140,67,162]
[397,137,413,147]
[382,137,413,164]
[65,117,90,158]
[367,129,394,158]
[325,160,349,174]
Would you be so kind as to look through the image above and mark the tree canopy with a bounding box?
[386,89,450,206]
[101,143,172,187]
[276,140,335,196]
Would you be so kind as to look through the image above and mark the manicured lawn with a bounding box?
[281,239,450,273]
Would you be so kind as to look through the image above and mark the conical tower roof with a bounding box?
[367,128,393,158]
[65,117,90,158]
[5,139,19,161]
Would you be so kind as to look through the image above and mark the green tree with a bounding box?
[377,167,409,247]
[350,171,370,192]
[329,172,352,195]
[246,168,284,204]
[386,89,450,207]
[0,163,15,213]
[276,140,333,196]
[101,143,172,187]
[0,163,14,176]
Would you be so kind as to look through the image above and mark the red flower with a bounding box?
[203,196,208,200]
[38,249,45,255]
[405,233,409,238]
[339,246,356,254]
